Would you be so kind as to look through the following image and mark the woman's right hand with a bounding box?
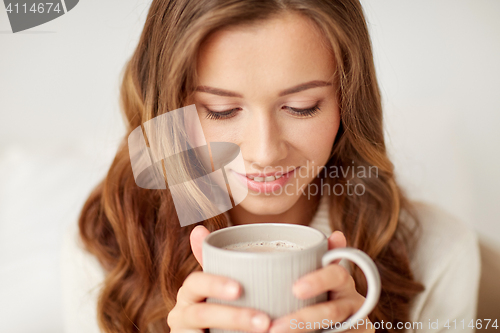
[167,226,271,333]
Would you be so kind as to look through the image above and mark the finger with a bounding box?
[190,225,210,267]
[177,272,241,305]
[269,298,354,333]
[293,263,354,299]
[327,231,347,265]
[167,307,204,333]
[182,303,270,333]
[328,231,346,250]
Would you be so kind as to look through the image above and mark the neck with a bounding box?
[228,178,323,227]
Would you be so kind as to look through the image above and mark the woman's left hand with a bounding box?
[269,231,375,333]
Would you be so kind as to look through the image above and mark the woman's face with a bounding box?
[189,12,340,216]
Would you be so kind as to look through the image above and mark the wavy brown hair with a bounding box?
[78,0,425,332]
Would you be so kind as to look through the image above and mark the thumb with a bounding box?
[190,225,210,267]
[327,230,347,264]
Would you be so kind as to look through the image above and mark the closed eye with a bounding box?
[204,103,321,121]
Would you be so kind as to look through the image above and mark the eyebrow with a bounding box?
[194,80,332,98]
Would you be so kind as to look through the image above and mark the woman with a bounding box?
[62,1,480,332]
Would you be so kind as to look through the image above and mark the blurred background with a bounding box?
[0,0,499,332]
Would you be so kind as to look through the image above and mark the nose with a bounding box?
[241,107,288,170]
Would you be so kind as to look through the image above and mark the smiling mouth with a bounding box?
[233,167,297,182]
[229,167,298,194]
[245,174,283,182]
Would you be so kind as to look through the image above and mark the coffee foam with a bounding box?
[224,240,304,252]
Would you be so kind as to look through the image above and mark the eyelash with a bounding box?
[204,104,321,121]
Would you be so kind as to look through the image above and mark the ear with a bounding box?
[190,225,210,267]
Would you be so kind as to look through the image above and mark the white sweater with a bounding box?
[61,197,481,333]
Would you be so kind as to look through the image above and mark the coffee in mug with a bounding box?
[224,240,304,252]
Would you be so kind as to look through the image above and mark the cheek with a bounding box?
[195,109,240,144]
[284,112,340,165]
[199,120,240,144]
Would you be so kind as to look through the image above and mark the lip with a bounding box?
[230,167,297,194]
[244,169,294,177]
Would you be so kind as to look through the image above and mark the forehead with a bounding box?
[195,13,335,96]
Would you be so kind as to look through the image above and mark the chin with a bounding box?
[237,194,298,216]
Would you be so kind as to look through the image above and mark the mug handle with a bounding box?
[320,248,381,333]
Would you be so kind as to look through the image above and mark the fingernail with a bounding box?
[293,281,312,298]
[224,281,240,298]
[193,225,205,232]
[270,319,287,333]
[251,313,270,331]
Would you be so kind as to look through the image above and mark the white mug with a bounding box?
[203,223,381,333]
